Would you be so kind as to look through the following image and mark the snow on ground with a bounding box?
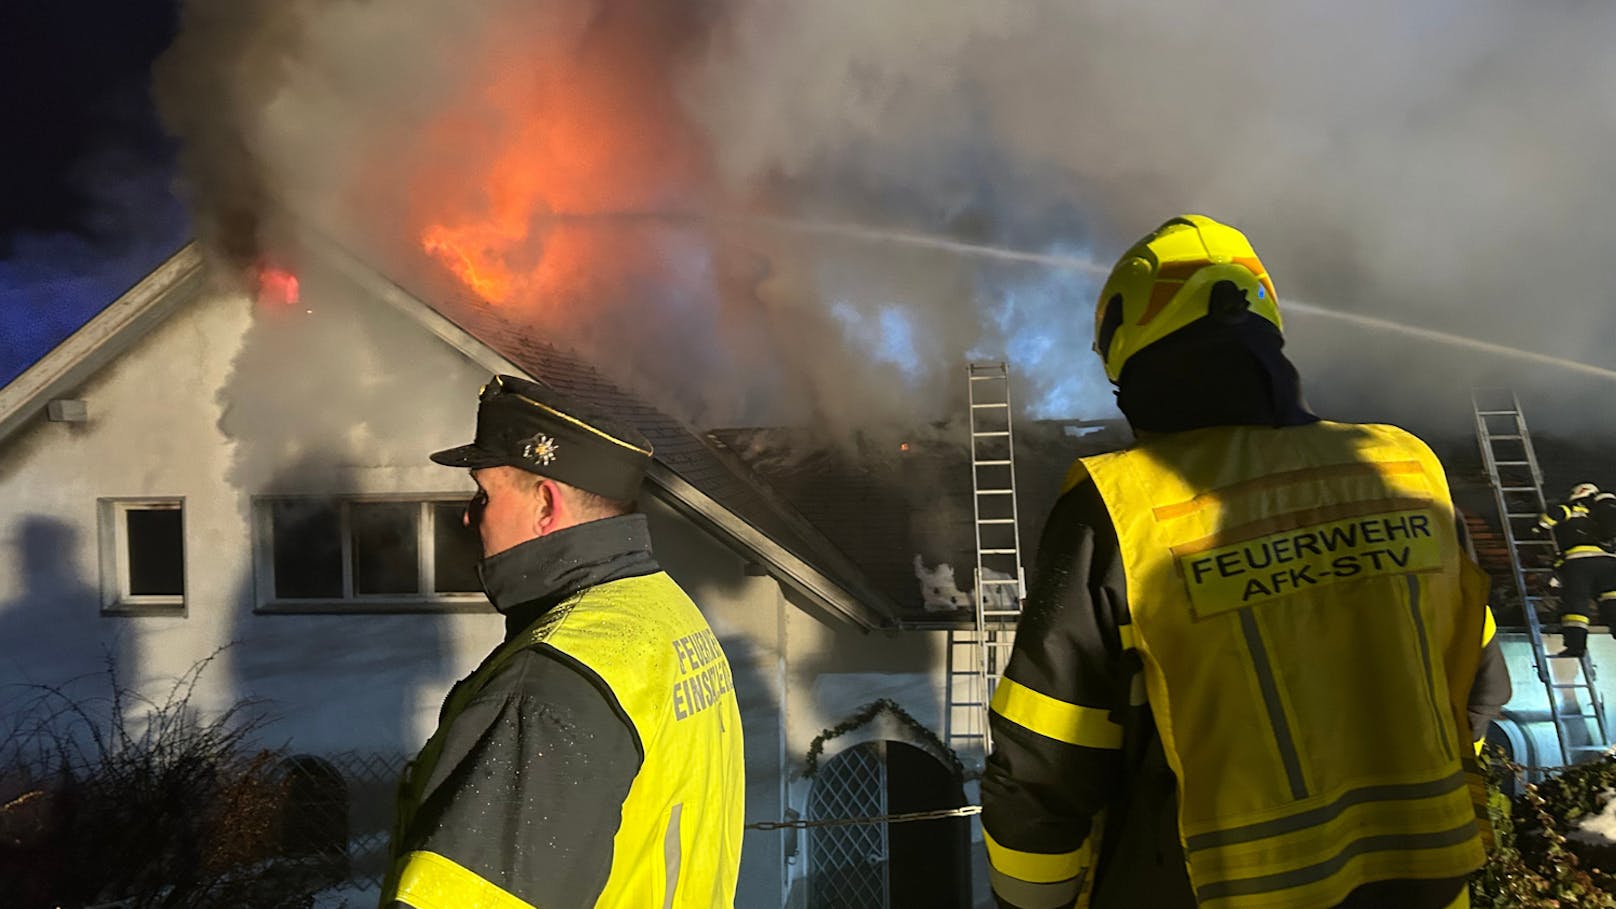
[1571,788,1616,844]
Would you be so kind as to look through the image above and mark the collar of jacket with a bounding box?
[1116,316,1319,433]
[477,513,661,639]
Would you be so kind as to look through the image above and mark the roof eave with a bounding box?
[645,463,892,631]
[0,243,205,450]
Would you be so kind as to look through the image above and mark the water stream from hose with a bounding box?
[516,210,1616,382]
[735,214,1616,383]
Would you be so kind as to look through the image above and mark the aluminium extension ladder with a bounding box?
[945,363,1029,763]
[1473,387,1610,763]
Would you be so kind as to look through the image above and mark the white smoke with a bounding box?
[684,0,1616,426]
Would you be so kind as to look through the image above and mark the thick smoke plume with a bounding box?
[157,0,1616,446]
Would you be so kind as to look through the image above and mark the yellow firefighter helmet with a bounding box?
[1093,214,1283,383]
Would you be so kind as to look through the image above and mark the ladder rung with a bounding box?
[1494,460,1531,467]
[1477,410,1520,416]
[980,548,1019,554]
[1549,682,1598,689]
[979,578,1021,585]
[975,460,1012,466]
[968,375,1004,381]
[970,402,1009,409]
[1506,512,1544,518]
[1489,434,1524,440]
[983,609,1022,616]
[978,518,1017,524]
[1499,486,1540,492]
[973,431,1011,438]
[977,490,1013,496]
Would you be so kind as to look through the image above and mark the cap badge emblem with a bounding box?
[521,433,559,466]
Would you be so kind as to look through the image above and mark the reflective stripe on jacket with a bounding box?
[1069,421,1488,908]
[1539,502,1611,557]
[385,571,745,908]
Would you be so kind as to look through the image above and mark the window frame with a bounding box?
[253,494,491,615]
[98,497,187,616]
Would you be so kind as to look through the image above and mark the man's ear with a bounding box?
[534,478,562,536]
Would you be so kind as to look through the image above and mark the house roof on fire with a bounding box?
[19,242,1591,628]
[0,239,917,630]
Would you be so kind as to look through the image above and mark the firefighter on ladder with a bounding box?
[980,215,1509,909]
[1540,483,1616,658]
[1570,483,1616,545]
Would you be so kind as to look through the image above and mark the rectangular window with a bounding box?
[271,499,343,599]
[99,499,186,614]
[255,496,487,613]
[432,502,483,594]
[352,502,421,595]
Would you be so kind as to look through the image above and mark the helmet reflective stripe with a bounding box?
[1093,214,1284,383]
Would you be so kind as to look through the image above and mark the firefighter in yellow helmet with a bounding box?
[1539,483,1616,657]
[981,216,1510,909]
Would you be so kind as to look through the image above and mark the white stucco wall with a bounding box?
[0,277,505,755]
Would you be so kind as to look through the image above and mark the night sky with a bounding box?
[0,0,188,387]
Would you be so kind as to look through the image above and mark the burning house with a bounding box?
[0,236,1081,904]
[10,0,1616,903]
[6,233,1614,905]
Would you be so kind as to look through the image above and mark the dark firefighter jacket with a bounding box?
[1539,501,1610,558]
[981,332,1509,909]
[380,514,745,909]
[1587,492,1616,543]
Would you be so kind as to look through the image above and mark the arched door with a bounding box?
[807,740,971,909]
[808,742,888,909]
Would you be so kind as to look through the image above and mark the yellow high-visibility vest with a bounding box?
[385,572,745,908]
[1072,421,1489,909]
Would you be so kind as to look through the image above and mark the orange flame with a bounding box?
[255,265,300,307]
[414,5,711,307]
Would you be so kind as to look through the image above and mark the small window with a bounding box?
[99,499,186,614]
[255,496,486,613]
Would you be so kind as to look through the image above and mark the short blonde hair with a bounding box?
[523,473,637,520]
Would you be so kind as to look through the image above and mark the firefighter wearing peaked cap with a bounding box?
[1540,484,1616,658]
[381,375,745,909]
[981,216,1509,909]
